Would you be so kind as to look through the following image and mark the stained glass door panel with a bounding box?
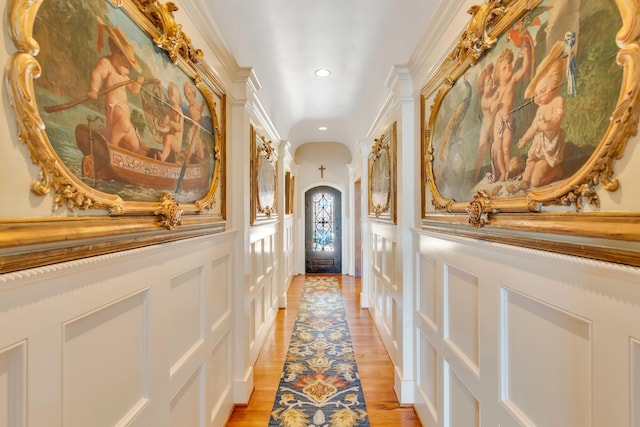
[305,186,341,273]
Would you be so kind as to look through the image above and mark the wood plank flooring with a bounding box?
[225,274,422,426]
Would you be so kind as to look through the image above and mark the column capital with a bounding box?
[385,64,415,102]
[357,139,371,160]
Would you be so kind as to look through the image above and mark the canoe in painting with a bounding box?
[75,123,210,195]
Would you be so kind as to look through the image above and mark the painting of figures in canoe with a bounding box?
[30,0,223,204]
[425,0,625,207]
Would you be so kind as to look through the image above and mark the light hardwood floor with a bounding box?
[225,274,423,426]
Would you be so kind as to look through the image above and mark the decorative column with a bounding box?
[389,64,418,404]
[346,164,355,276]
[358,139,371,308]
[277,140,290,307]
[229,67,259,404]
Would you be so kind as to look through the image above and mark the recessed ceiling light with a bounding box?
[318,126,328,131]
[314,68,331,78]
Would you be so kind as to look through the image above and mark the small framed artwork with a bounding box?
[285,171,295,215]
[368,122,397,223]
[420,0,640,266]
[250,125,277,224]
[3,0,226,272]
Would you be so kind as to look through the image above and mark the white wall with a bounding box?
[401,1,640,426]
[0,1,296,426]
[354,1,640,426]
[0,232,236,427]
[414,231,640,426]
[293,142,353,274]
[226,78,295,404]
[359,64,419,404]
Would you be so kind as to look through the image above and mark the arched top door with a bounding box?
[305,186,341,274]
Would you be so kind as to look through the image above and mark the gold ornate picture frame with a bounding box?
[285,171,295,215]
[3,0,226,273]
[250,125,277,224]
[421,0,640,266]
[368,122,397,223]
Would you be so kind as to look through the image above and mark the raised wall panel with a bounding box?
[632,338,640,427]
[170,268,204,373]
[249,300,256,344]
[209,256,230,329]
[252,241,262,282]
[444,265,479,372]
[63,291,149,427]
[383,239,394,282]
[418,254,437,328]
[384,290,393,335]
[374,277,382,313]
[0,341,26,427]
[418,331,438,419]
[271,275,279,306]
[445,362,479,427]
[265,235,273,272]
[170,364,203,427]
[392,298,401,350]
[374,235,382,270]
[500,288,591,427]
[209,332,232,416]
[255,288,265,336]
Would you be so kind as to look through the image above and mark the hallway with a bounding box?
[226,275,421,426]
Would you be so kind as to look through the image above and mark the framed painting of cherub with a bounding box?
[421,0,640,266]
[7,0,225,217]
[3,0,226,272]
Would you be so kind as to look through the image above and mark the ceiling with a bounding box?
[195,0,441,156]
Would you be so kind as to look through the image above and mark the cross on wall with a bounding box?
[319,165,326,178]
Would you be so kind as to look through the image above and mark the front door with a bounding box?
[305,186,341,273]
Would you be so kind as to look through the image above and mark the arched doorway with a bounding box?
[305,186,341,273]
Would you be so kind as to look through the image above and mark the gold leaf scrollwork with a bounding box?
[155,192,183,229]
[449,0,505,63]
[425,129,434,164]
[466,190,493,227]
[260,137,275,159]
[195,195,215,213]
[133,0,204,64]
[556,184,599,212]
[371,137,383,156]
[55,185,94,211]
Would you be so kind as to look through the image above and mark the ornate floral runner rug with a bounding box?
[269,276,370,427]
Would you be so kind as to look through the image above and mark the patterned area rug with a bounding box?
[269,276,370,427]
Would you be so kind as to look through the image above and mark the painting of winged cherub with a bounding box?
[31,0,221,203]
[429,0,622,203]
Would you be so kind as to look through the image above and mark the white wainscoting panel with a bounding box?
[0,231,236,427]
[170,268,204,375]
[368,222,404,393]
[633,338,640,427]
[209,332,232,425]
[500,288,591,427]
[209,256,231,333]
[0,341,26,427]
[417,330,438,421]
[414,230,640,427]
[282,217,295,294]
[63,290,149,427]
[170,363,204,427]
[248,223,280,366]
[444,265,479,374]
[419,254,438,329]
[445,361,479,427]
